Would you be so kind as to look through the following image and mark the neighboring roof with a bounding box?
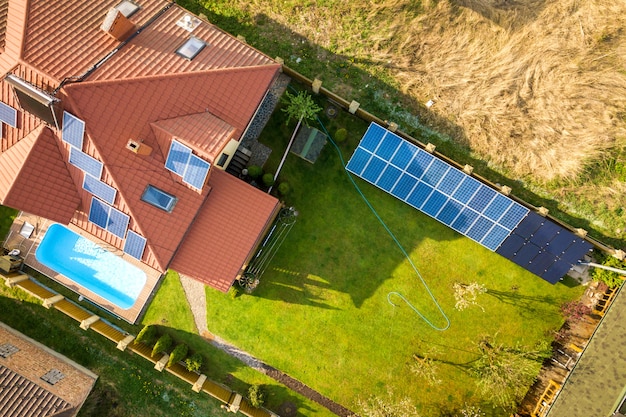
[0,126,80,224]
[0,321,97,417]
[87,4,276,81]
[151,111,236,163]
[547,286,626,417]
[21,0,170,82]
[170,169,281,292]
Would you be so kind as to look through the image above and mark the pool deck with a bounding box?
[3,212,163,323]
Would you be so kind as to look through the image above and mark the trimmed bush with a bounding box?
[592,254,626,288]
[262,173,275,187]
[151,333,172,357]
[136,324,158,345]
[229,286,240,299]
[185,352,203,373]
[167,343,188,367]
[247,165,262,179]
[278,182,291,195]
[248,384,265,408]
[334,128,348,143]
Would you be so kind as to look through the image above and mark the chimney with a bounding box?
[101,8,136,41]
[126,139,153,156]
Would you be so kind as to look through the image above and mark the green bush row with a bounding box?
[137,325,203,372]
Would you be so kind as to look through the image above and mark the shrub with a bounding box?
[592,254,626,289]
[229,286,240,299]
[334,128,348,143]
[248,384,265,408]
[247,165,262,179]
[262,173,275,187]
[278,182,291,195]
[185,352,203,373]
[151,333,172,357]
[136,325,158,345]
[167,343,188,367]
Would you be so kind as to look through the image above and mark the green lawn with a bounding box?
[203,106,585,416]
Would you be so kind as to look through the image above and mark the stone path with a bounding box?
[178,274,355,417]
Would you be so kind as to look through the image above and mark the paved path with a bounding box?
[178,274,355,417]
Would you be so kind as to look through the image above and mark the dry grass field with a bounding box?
[190,0,626,241]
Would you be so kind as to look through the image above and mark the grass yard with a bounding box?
[203,105,585,416]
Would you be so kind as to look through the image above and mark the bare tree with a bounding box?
[453,282,487,311]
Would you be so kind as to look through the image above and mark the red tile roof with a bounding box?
[171,169,281,292]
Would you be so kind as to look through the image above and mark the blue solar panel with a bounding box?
[421,158,449,187]
[375,133,402,160]
[345,147,371,175]
[390,174,417,200]
[346,122,530,254]
[83,174,116,205]
[69,148,103,178]
[406,151,433,179]
[124,230,147,260]
[390,142,417,170]
[88,198,109,229]
[88,197,129,238]
[468,185,497,212]
[436,199,463,226]
[362,156,387,183]
[0,101,17,128]
[452,176,480,204]
[361,123,386,152]
[406,182,433,209]
[165,140,191,175]
[377,165,402,191]
[183,154,210,189]
[62,111,84,149]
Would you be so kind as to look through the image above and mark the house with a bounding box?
[0,0,282,297]
[0,320,98,417]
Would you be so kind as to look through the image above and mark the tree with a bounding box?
[453,282,487,311]
[591,254,626,288]
[135,324,158,345]
[167,343,188,367]
[354,393,421,417]
[185,352,203,373]
[248,384,265,408]
[409,354,441,386]
[269,90,322,193]
[151,333,172,357]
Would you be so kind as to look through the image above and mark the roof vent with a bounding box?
[126,139,152,156]
[101,8,136,41]
[176,14,201,32]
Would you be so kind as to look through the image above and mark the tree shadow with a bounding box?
[485,288,559,318]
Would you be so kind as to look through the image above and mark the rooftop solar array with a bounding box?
[124,230,146,260]
[347,123,529,251]
[164,140,210,190]
[0,101,18,128]
[88,197,129,239]
[83,174,117,205]
[69,147,103,178]
[62,111,85,149]
[347,123,593,283]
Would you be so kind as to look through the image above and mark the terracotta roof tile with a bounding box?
[88,5,275,81]
[170,169,280,292]
[21,0,170,82]
[0,0,27,75]
[151,112,236,163]
[1,126,80,224]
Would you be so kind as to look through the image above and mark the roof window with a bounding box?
[141,185,177,212]
[176,37,206,60]
[115,0,140,17]
[5,74,60,128]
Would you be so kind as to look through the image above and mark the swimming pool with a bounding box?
[35,224,146,310]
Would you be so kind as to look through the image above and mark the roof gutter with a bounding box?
[53,1,176,94]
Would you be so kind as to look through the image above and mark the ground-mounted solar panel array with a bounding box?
[347,123,592,283]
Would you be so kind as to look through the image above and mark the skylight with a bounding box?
[88,197,130,238]
[115,0,140,17]
[176,37,206,60]
[0,101,17,128]
[141,185,177,212]
[62,111,85,149]
[164,140,211,190]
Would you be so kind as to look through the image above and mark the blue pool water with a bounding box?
[35,224,146,309]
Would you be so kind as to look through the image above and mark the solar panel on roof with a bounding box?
[62,111,85,149]
[83,174,116,205]
[165,140,192,175]
[183,154,210,189]
[69,147,103,178]
[88,197,129,239]
[0,101,17,128]
[346,122,529,253]
[124,230,147,260]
